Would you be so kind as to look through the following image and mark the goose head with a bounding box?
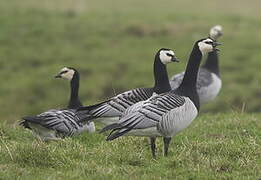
[158,48,180,65]
[209,25,223,40]
[55,67,77,81]
[197,38,221,55]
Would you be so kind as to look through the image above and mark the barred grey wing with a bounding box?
[37,109,82,136]
[107,93,185,139]
[89,88,154,117]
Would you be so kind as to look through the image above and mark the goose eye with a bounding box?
[166,53,174,57]
[60,70,68,74]
[205,41,212,44]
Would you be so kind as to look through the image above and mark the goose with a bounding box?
[77,48,179,125]
[20,67,95,141]
[170,25,223,104]
[101,38,221,158]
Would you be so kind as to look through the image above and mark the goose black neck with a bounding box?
[176,44,203,111]
[68,72,82,109]
[202,51,220,76]
[153,55,171,94]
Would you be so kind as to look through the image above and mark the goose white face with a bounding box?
[198,38,215,55]
[58,67,75,80]
[209,25,223,40]
[159,50,176,64]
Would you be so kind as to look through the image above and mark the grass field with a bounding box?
[0,0,261,179]
[0,113,260,179]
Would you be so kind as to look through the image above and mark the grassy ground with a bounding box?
[0,0,261,179]
[0,113,260,179]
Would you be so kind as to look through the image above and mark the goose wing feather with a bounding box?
[78,88,154,118]
[22,109,82,136]
[105,93,186,140]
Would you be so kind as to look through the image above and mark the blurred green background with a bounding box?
[1,0,261,123]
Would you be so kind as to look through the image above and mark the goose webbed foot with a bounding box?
[163,137,172,156]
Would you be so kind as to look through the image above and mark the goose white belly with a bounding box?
[28,122,60,141]
[126,127,161,137]
[198,73,222,104]
[84,122,96,133]
[96,117,120,125]
[158,97,198,137]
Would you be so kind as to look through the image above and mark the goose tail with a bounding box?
[19,120,31,129]
[19,116,41,129]
[77,100,109,112]
[76,100,110,122]
[99,123,121,133]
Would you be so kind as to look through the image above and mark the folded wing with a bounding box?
[104,93,186,140]
[77,88,154,119]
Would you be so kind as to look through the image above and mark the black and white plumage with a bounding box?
[170,25,223,104]
[21,109,93,141]
[20,67,95,141]
[102,94,187,138]
[77,49,179,125]
[102,38,221,158]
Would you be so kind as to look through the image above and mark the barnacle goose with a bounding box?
[101,38,221,158]
[170,25,223,104]
[20,67,95,141]
[77,49,179,125]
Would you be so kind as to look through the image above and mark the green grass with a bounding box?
[0,113,260,179]
[0,0,261,179]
